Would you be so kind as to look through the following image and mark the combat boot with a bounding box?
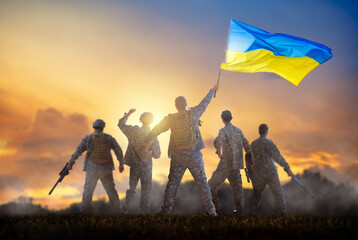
[207,207,218,217]
[121,204,128,215]
[156,206,170,216]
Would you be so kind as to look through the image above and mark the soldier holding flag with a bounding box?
[142,84,220,216]
[66,119,124,214]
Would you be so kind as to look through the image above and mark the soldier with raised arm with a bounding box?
[118,109,161,214]
[67,119,124,214]
[208,110,253,215]
[249,124,293,216]
[142,84,219,216]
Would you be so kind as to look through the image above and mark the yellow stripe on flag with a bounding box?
[220,49,320,86]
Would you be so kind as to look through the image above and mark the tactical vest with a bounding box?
[91,133,112,164]
[170,111,196,150]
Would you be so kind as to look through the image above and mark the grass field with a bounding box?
[1,215,357,240]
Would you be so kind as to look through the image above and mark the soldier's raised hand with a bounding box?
[212,84,219,92]
[285,168,293,177]
[66,163,73,171]
[128,108,136,115]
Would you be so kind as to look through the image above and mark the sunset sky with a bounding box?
[0,0,357,209]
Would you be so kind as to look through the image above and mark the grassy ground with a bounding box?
[1,215,357,240]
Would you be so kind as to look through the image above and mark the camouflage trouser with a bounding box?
[82,163,120,214]
[123,163,152,214]
[208,167,243,214]
[250,173,286,215]
[162,151,216,215]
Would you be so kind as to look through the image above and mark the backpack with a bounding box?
[169,111,196,150]
[91,133,112,163]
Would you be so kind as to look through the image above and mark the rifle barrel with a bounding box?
[292,175,315,199]
[49,180,60,195]
[49,162,70,196]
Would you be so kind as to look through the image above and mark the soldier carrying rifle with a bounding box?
[208,110,254,215]
[249,124,293,216]
[66,119,124,214]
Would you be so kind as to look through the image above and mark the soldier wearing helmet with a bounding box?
[67,119,124,214]
[118,109,161,214]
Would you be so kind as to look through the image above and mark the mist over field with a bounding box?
[1,170,357,216]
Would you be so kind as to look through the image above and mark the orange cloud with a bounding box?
[0,108,90,204]
[0,104,133,209]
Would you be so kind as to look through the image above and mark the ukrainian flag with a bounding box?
[220,19,332,86]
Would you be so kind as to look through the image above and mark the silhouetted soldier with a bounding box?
[142,84,219,216]
[249,124,293,215]
[67,119,124,214]
[208,110,253,215]
[118,109,161,214]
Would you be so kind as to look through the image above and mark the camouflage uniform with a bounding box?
[118,113,161,214]
[147,89,217,215]
[208,122,251,214]
[250,136,290,215]
[69,130,123,213]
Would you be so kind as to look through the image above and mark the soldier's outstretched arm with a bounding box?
[270,141,290,170]
[147,116,170,141]
[110,137,125,173]
[67,136,88,170]
[190,84,219,119]
[118,108,136,135]
[111,137,124,163]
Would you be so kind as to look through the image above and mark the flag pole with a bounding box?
[214,19,230,98]
[214,69,221,98]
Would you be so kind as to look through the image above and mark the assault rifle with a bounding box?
[244,153,259,199]
[49,162,70,195]
[290,173,316,199]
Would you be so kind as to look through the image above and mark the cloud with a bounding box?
[0,108,90,197]
[0,89,32,136]
[0,106,131,209]
[0,175,24,191]
[341,162,358,181]
[9,108,89,153]
[0,175,25,204]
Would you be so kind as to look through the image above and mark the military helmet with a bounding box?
[259,123,269,135]
[221,110,232,122]
[93,119,106,129]
[140,112,154,124]
[175,96,187,110]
